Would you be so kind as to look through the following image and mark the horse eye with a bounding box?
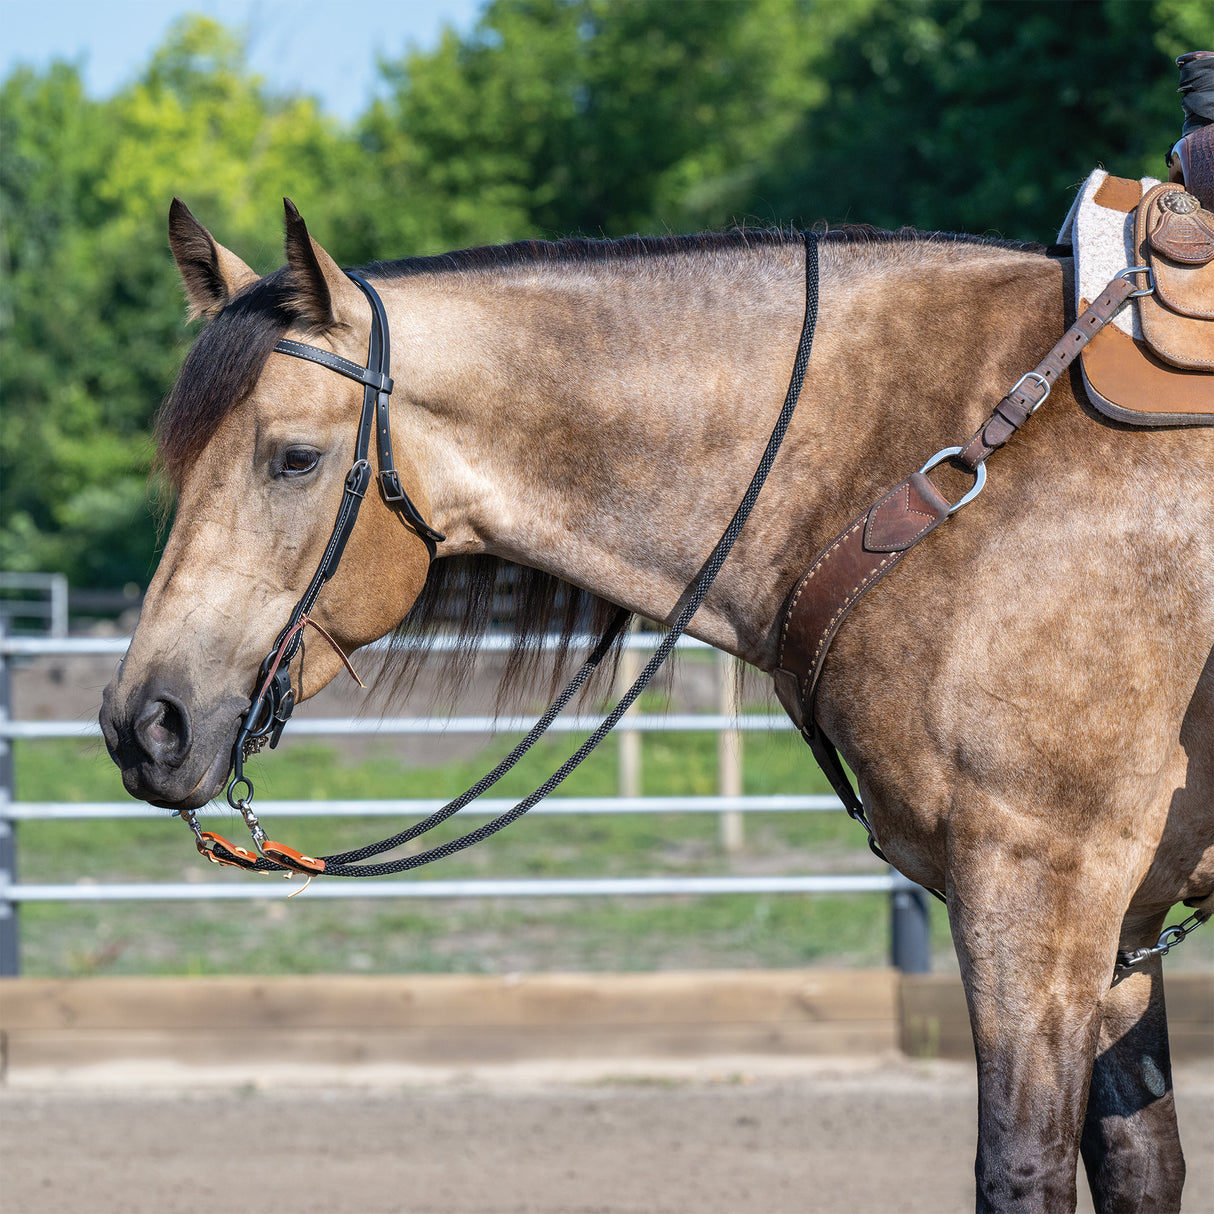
[277,447,321,478]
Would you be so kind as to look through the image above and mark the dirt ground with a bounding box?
[2,1057,1212,1214]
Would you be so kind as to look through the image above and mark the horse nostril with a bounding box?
[134,694,192,768]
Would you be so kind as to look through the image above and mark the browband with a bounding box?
[272,271,445,550]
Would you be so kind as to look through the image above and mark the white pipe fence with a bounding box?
[0,628,932,975]
[0,573,68,639]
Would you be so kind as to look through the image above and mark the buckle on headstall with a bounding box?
[379,468,406,503]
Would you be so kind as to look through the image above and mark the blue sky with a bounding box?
[2,0,486,121]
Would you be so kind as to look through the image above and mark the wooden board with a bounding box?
[0,970,896,1029]
[900,974,1214,1064]
[0,970,899,1072]
[2,970,1208,1074]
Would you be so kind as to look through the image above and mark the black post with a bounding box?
[890,873,930,974]
[0,621,18,976]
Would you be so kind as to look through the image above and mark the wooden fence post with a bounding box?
[617,620,641,798]
[717,650,743,853]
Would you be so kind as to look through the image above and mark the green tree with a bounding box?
[2,2,1210,591]
[361,0,857,246]
[0,18,358,587]
[756,0,1214,240]
[0,61,155,585]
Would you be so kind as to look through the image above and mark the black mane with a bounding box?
[157,267,299,483]
[157,223,1040,480]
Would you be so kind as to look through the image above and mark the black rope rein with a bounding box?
[219,233,820,878]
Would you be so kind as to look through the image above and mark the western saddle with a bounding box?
[1079,172,1214,426]
[1082,52,1214,426]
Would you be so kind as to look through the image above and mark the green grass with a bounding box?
[14,726,959,977]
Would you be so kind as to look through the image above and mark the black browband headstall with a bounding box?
[222,272,444,827]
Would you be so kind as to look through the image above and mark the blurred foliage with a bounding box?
[1,0,1210,588]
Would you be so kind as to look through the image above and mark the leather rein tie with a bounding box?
[181,236,822,878]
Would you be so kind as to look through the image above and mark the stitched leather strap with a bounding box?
[776,269,1139,860]
[273,339,394,394]
[956,275,1137,470]
[775,472,951,722]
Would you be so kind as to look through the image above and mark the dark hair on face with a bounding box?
[156,268,300,486]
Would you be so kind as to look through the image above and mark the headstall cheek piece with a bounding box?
[196,270,446,876]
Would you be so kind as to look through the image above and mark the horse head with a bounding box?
[100,200,436,809]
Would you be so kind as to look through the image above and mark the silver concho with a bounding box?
[1161,190,1200,214]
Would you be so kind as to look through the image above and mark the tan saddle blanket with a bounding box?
[1057,168,1214,426]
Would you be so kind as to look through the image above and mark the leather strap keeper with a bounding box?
[776,472,950,724]
[260,840,326,874]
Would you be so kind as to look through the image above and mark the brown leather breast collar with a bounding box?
[774,270,1141,878]
[778,248,1213,972]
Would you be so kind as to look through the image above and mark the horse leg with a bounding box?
[1080,954,1185,1214]
[946,831,1132,1213]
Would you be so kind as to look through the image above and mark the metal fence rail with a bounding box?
[5,714,796,740]
[8,794,841,820]
[0,628,932,976]
[11,875,904,902]
[0,573,68,639]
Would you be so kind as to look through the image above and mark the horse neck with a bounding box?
[381,238,1065,666]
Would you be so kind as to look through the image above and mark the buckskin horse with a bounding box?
[100,194,1213,1212]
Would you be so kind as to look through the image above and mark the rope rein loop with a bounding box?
[208,236,820,878]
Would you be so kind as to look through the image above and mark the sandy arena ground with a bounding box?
[3,1057,1212,1214]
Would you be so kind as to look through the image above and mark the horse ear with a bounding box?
[168,198,258,321]
[282,198,362,330]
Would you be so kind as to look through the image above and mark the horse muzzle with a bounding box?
[100,672,243,810]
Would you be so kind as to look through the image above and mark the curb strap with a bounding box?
[774,270,1142,913]
[253,615,365,706]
